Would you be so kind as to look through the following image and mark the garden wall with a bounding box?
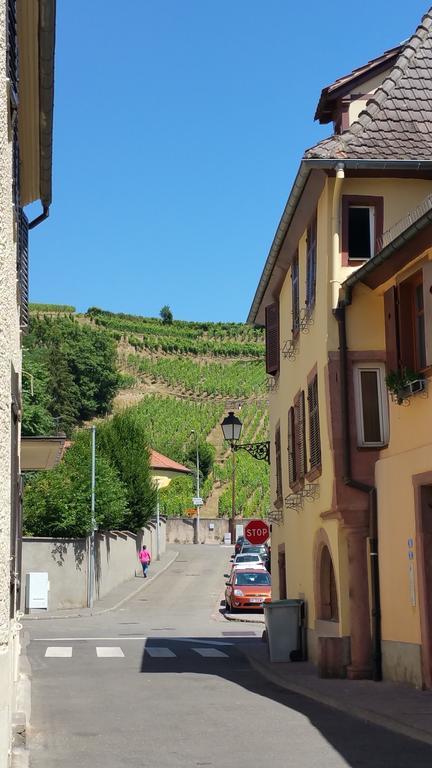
[21,519,166,612]
[166,517,229,544]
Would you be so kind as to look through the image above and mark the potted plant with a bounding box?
[385,368,425,404]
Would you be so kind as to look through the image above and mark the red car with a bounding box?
[225,569,271,612]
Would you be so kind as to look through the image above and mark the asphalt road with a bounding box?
[26,544,432,768]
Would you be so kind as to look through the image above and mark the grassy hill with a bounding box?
[27,304,270,520]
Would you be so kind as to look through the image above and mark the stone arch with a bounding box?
[314,529,339,622]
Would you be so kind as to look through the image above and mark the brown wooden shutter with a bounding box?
[384,287,399,373]
[398,281,415,371]
[275,423,282,503]
[288,407,296,487]
[294,393,306,482]
[265,302,280,375]
[17,209,29,331]
[423,262,432,367]
[299,390,307,477]
[308,376,321,470]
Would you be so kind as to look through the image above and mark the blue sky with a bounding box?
[29,1,428,322]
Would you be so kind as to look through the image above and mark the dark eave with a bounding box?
[38,0,56,208]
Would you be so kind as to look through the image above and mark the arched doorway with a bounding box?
[318,544,339,621]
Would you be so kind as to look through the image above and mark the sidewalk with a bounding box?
[22,549,178,621]
[241,642,432,748]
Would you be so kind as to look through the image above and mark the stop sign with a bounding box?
[244,519,270,545]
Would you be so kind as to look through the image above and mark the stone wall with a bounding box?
[166,517,229,545]
[21,520,167,612]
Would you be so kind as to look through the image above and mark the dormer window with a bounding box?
[342,195,383,266]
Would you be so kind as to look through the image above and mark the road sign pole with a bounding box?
[156,484,160,561]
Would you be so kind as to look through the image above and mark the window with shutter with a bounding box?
[291,253,300,336]
[265,302,280,376]
[17,209,29,331]
[384,269,431,375]
[306,214,317,310]
[275,423,283,504]
[288,406,296,487]
[308,375,321,471]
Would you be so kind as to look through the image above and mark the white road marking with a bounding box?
[145,647,176,658]
[34,636,233,646]
[96,647,124,658]
[193,647,228,658]
[45,647,72,658]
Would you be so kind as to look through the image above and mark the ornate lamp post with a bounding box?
[220,411,270,540]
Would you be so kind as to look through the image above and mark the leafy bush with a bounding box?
[23,432,128,537]
[30,303,76,313]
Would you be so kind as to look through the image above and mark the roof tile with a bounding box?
[306,9,432,161]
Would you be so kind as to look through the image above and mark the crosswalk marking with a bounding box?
[45,647,72,658]
[192,647,228,658]
[145,647,176,658]
[96,647,124,658]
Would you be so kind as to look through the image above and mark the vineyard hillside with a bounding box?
[28,305,270,520]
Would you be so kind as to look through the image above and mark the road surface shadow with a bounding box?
[139,636,432,768]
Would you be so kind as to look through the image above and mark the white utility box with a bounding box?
[26,572,49,610]
[223,533,232,545]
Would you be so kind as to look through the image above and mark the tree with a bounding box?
[97,410,156,531]
[160,305,173,325]
[23,431,128,537]
[22,352,54,436]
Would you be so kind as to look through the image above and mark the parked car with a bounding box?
[240,543,269,557]
[240,543,270,568]
[234,536,245,556]
[225,569,271,612]
[231,553,267,572]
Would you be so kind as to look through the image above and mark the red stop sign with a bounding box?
[244,520,270,545]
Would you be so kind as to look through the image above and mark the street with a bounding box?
[26,545,432,768]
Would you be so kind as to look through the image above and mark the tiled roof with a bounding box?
[150,449,191,474]
[306,9,432,160]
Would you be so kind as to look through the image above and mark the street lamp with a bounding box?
[220,411,271,541]
[221,412,243,540]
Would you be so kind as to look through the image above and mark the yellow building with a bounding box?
[248,9,432,682]
[343,202,432,688]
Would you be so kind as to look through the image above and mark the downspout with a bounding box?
[331,163,345,308]
[334,298,382,681]
[28,204,50,230]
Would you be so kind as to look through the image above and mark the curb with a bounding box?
[224,612,265,625]
[22,551,179,621]
[244,650,432,748]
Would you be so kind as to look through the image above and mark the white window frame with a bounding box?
[349,205,375,260]
[353,362,389,447]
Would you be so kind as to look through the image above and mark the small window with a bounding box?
[348,206,375,260]
[342,195,383,266]
[353,363,389,447]
[291,253,300,336]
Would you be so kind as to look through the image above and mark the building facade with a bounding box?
[249,10,432,683]
[0,2,55,763]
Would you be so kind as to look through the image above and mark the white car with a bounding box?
[231,553,267,571]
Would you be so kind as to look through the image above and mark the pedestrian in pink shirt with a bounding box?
[138,545,151,578]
